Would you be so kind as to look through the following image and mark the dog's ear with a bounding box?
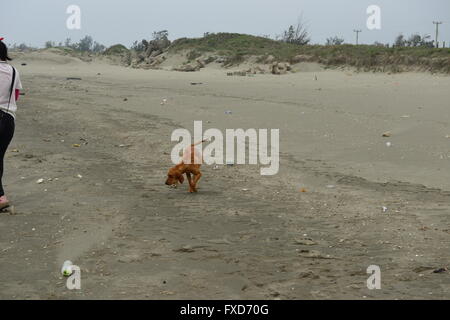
[177,174,184,184]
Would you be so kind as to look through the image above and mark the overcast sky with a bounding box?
[1,0,449,47]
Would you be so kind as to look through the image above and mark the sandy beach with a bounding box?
[1,50,450,299]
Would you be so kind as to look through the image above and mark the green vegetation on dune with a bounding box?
[169,33,450,73]
[104,44,129,55]
[297,45,450,73]
[170,33,300,60]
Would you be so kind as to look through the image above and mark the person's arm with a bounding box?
[15,70,22,102]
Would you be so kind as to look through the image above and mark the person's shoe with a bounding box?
[0,195,10,210]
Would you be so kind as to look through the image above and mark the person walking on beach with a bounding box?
[0,38,22,210]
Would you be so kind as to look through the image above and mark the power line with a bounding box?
[353,29,362,45]
[433,21,443,48]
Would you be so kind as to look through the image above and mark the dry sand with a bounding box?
[1,51,450,299]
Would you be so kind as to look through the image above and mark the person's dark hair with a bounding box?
[0,40,12,61]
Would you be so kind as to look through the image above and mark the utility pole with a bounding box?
[353,29,362,45]
[433,21,442,48]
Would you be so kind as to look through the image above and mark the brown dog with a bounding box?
[165,140,205,193]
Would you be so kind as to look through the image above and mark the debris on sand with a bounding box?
[173,246,195,253]
[382,206,388,213]
[271,62,292,75]
[61,260,74,277]
[382,131,392,137]
[433,267,448,274]
[300,188,307,193]
[294,238,317,246]
[227,71,246,76]
[224,110,232,115]
[66,77,82,81]
[298,270,320,279]
[72,144,81,148]
[36,178,44,184]
[123,98,128,102]
[21,63,27,66]
[227,66,266,76]
[190,82,203,85]
[298,249,334,259]
[386,142,392,147]
[248,66,266,74]
[413,266,435,273]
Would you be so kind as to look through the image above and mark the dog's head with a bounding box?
[165,167,184,186]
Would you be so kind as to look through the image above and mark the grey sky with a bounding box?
[1,0,449,48]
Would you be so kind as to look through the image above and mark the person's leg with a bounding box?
[0,112,15,199]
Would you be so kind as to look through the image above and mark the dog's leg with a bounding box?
[191,172,202,193]
[186,173,194,192]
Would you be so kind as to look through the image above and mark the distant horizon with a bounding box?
[2,0,449,48]
[5,31,449,50]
